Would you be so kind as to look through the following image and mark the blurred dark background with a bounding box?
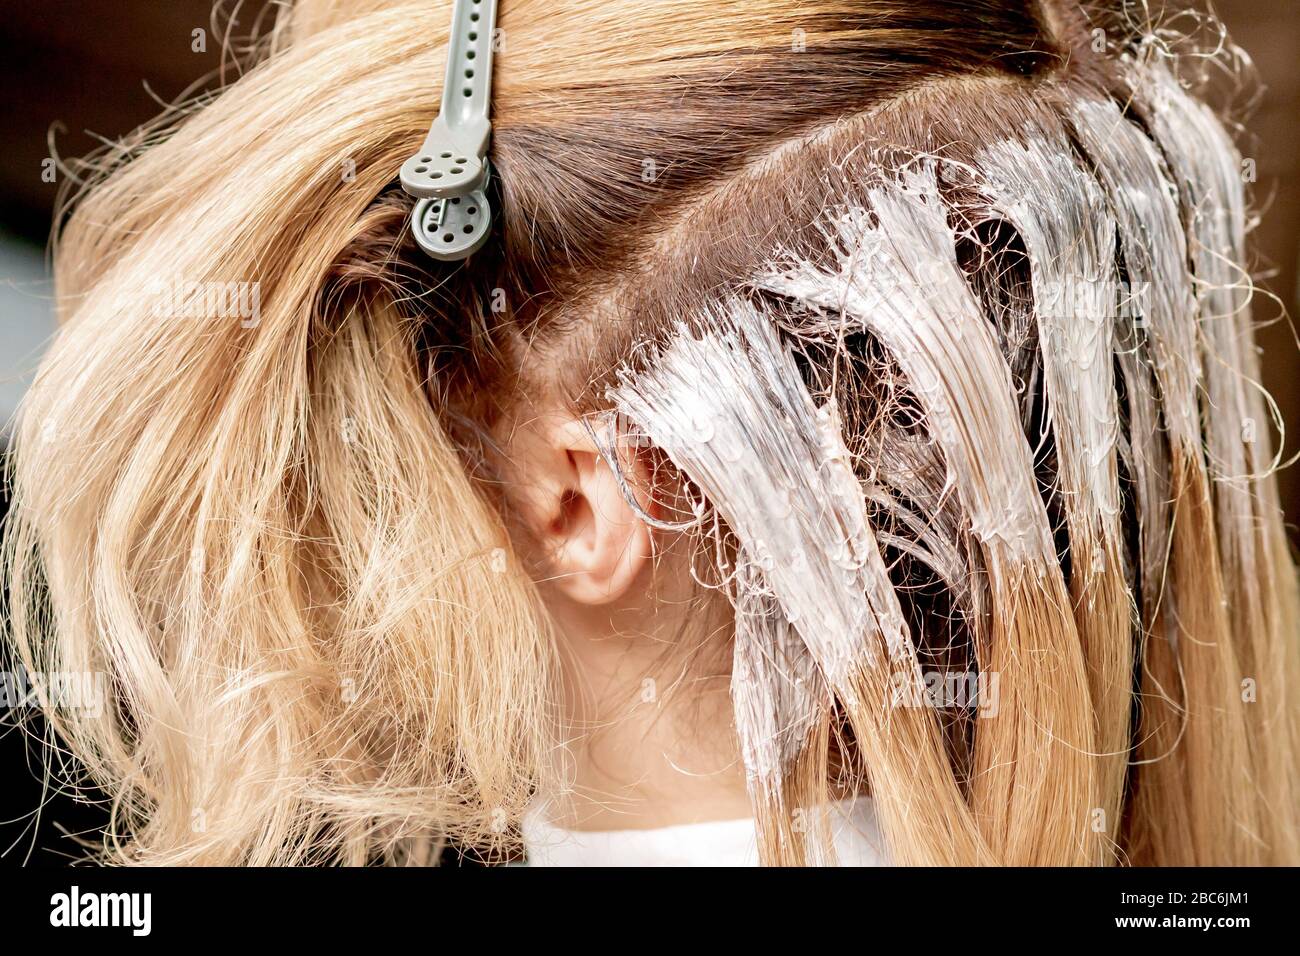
[0,0,1296,864]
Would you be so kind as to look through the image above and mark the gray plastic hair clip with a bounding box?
[399,0,498,261]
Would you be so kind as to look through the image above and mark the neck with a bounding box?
[541,551,752,831]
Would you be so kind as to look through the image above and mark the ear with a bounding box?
[509,415,654,606]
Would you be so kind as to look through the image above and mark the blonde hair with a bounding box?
[4,0,1298,866]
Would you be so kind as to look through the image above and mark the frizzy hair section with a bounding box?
[2,0,1297,867]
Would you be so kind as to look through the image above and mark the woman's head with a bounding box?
[5,0,1298,866]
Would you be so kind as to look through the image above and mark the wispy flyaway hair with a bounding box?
[4,0,1297,865]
